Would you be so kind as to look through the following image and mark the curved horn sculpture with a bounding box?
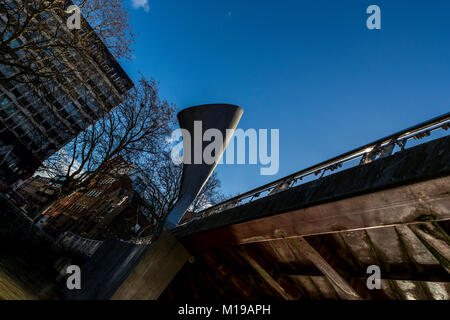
[164,104,243,229]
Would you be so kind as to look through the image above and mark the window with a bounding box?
[77,87,86,98]
[54,214,67,225]
[108,95,121,107]
[100,178,116,185]
[1,96,11,107]
[0,64,16,77]
[69,203,87,213]
[85,93,99,114]
[40,12,51,20]
[86,189,102,198]
[42,121,51,130]
[34,114,44,122]
[58,96,70,108]
[71,110,83,123]
[11,89,21,99]
[15,127,25,136]
[64,103,84,123]
[5,152,20,172]
[66,104,76,114]
[96,80,111,97]
[9,39,21,49]
[0,98,16,116]
[48,129,58,138]
[17,96,29,108]
[12,112,28,125]
[27,128,48,146]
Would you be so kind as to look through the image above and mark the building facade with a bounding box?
[0,0,133,186]
[40,158,155,241]
[14,175,61,219]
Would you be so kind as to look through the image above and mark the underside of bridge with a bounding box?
[161,135,450,300]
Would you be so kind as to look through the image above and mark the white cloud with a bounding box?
[131,0,150,12]
[35,149,84,179]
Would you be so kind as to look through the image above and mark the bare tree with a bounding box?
[39,76,175,196]
[134,153,225,239]
[0,0,133,85]
[38,83,225,238]
[1,1,226,237]
[147,157,223,215]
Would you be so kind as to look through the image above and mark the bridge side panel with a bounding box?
[63,239,147,300]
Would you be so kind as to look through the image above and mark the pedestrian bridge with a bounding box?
[66,113,450,300]
[169,135,450,300]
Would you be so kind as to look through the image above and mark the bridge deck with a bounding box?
[163,135,450,300]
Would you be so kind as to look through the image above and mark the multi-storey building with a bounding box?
[0,1,133,186]
[14,175,61,219]
[39,157,155,241]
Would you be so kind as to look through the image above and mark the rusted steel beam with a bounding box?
[283,235,362,300]
[236,247,295,300]
[409,223,450,274]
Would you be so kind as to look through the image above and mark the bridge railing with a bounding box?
[180,112,450,226]
[122,236,153,245]
[56,232,103,257]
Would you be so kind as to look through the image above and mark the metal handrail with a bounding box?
[182,112,449,225]
[56,231,103,257]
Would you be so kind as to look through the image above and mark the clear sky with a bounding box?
[121,0,450,197]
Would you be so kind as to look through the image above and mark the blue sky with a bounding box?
[122,0,450,197]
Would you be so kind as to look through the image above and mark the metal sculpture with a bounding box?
[164,104,244,229]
